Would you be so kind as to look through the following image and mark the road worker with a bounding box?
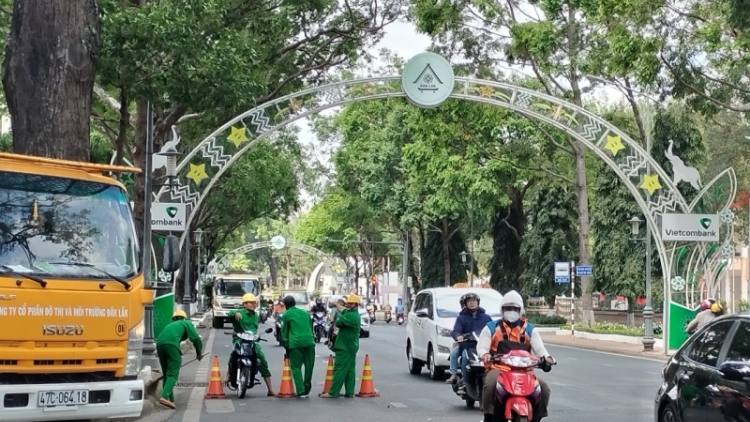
[319,294,361,398]
[226,293,276,396]
[156,310,203,409]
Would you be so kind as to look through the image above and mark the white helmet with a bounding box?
[501,290,524,323]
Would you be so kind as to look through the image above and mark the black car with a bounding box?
[655,313,750,422]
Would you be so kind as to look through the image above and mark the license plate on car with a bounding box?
[37,389,89,407]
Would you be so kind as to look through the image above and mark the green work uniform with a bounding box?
[281,305,316,395]
[227,308,271,378]
[156,319,203,402]
[327,307,361,397]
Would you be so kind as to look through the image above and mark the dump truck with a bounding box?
[0,152,169,421]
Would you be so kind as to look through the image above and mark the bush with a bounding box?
[559,321,663,338]
[526,314,567,326]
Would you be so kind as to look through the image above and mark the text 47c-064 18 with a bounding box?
[37,389,89,407]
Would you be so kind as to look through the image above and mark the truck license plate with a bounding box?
[37,389,89,407]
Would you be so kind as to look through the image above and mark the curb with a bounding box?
[543,337,671,361]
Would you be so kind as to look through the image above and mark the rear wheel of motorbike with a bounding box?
[512,416,528,422]
[238,366,250,399]
[465,399,475,408]
[212,316,223,329]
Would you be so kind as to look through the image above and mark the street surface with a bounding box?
[135,321,663,422]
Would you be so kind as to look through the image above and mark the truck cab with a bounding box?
[0,152,153,421]
[211,273,261,328]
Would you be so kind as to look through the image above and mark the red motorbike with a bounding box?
[491,350,554,422]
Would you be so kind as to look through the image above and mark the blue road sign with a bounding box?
[576,265,592,276]
[554,261,570,283]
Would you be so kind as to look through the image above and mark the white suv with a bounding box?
[406,287,503,380]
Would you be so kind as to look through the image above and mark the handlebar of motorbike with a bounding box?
[487,354,556,372]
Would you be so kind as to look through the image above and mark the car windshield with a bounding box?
[282,291,308,304]
[436,293,503,318]
[0,172,140,279]
[215,279,258,296]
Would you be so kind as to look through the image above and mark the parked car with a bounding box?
[324,295,370,338]
[655,313,750,422]
[406,287,503,380]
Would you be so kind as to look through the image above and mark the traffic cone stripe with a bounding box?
[362,376,372,380]
[276,358,296,398]
[204,355,226,399]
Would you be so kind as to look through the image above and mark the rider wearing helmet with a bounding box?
[446,293,491,385]
[320,294,362,398]
[686,298,725,334]
[226,293,276,396]
[155,310,203,409]
[311,297,327,314]
[477,290,554,422]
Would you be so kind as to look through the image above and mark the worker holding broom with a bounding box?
[319,294,361,398]
[156,310,203,409]
[281,295,316,397]
[226,293,276,397]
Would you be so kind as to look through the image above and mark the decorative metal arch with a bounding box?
[155,75,693,301]
[215,240,341,271]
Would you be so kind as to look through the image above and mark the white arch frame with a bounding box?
[151,72,738,350]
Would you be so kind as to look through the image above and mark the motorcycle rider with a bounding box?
[226,293,276,397]
[686,298,725,334]
[395,298,405,315]
[447,293,491,387]
[311,297,327,314]
[327,295,346,346]
[477,290,554,422]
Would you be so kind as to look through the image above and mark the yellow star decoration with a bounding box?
[478,85,494,98]
[640,173,662,196]
[227,126,248,148]
[186,163,209,186]
[289,98,303,113]
[603,134,625,157]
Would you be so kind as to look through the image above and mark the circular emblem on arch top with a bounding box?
[401,52,455,108]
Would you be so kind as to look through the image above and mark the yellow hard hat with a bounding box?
[346,294,361,304]
[711,303,722,313]
[242,293,258,303]
[172,310,187,319]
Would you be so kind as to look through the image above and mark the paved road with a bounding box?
[136,321,664,422]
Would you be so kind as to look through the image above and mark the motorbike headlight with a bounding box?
[500,355,537,368]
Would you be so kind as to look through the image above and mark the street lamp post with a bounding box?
[629,216,656,351]
[194,228,204,309]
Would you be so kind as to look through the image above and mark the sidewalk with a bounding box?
[540,332,670,361]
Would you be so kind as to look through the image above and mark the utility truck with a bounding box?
[0,152,178,421]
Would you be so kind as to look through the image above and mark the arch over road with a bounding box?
[214,240,344,294]
[151,53,737,351]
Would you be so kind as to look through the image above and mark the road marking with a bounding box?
[182,328,216,422]
[390,402,407,408]
[601,363,612,367]
[205,399,235,413]
[547,343,669,363]
[566,357,577,360]
[644,371,659,375]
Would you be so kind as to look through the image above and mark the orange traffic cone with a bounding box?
[205,356,226,399]
[321,355,334,394]
[276,358,296,398]
[355,354,379,397]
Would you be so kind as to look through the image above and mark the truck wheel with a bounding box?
[212,316,223,329]
[465,399,475,408]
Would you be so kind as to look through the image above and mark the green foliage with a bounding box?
[560,321,663,337]
[525,314,567,326]
[521,183,579,301]
[421,219,470,288]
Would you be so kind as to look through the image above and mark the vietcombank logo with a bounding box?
[664,217,716,238]
[152,206,182,227]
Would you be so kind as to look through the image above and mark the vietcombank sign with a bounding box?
[661,213,720,242]
[151,202,186,232]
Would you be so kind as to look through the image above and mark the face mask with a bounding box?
[504,311,520,323]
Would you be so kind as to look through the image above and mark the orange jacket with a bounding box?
[488,319,532,372]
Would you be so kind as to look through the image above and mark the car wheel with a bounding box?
[406,341,423,375]
[360,330,370,338]
[212,316,223,329]
[659,402,680,422]
[428,345,444,380]
[465,399,475,408]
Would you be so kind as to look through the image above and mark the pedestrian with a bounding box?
[156,310,203,409]
[226,293,276,396]
[281,295,316,397]
[319,294,361,398]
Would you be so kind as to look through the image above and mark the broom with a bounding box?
[144,353,208,397]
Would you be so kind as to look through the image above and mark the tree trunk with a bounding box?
[626,296,635,327]
[573,141,595,326]
[268,256,279,285]
[441,217,451,287]
[3,0,99,160]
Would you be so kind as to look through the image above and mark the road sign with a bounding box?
[554,262,570,283]
[576,265,592,276]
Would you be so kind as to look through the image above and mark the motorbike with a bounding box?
[396,312,404,325]
[313,311,327,343]
[366,304,376,323]
[384,309,392,323]
[450,332,484,408]
[259,308,268,324]
[274,312,284,345]
[224,327,273,398]
[490,349,555,422]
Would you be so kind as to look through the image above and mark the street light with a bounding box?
[192,229,204,312]
[628,215,655,351]
[460,251,468,266]
[158,146,182,187]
